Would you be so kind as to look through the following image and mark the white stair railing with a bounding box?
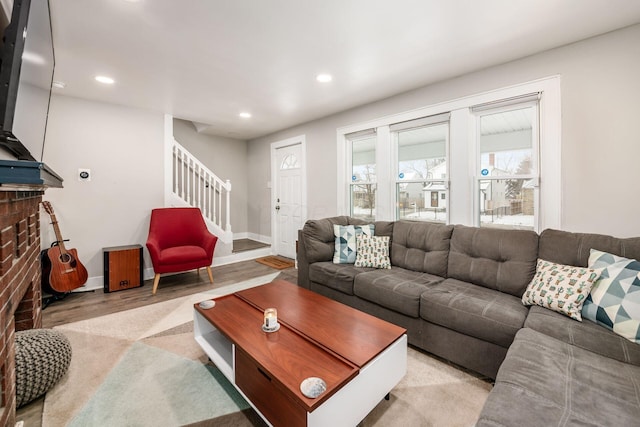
[171,139,232,240]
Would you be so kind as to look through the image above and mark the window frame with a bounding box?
[472,99,540,230]
[346,130,378,221]
[392,117,451,224]
[336,76,561,232]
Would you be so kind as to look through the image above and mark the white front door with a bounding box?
[272,139,305,259]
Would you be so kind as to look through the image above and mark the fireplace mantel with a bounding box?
[0,159,63,190]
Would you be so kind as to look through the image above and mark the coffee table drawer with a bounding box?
[235,348,307,427]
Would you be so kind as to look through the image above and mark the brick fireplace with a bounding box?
[0,190,44,427]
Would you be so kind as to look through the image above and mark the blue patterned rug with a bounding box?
[42,274,278,427]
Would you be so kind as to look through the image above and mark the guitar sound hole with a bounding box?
[59,253,72,263]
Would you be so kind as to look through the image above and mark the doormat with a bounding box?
[255,256,295,270]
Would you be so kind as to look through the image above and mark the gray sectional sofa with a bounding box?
[296,216,640,426]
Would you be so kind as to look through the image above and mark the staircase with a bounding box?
[165,137,234,256]
[163,116,271,262]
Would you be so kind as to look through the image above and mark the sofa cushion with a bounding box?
[353,267,444,318]
[522,259,602,321]
[420,278,529,348]
[355,234,391,269]
[583,249,640,343]
[447,225,538,297]
[476,328,640,427]
[333,224,375,264]
[538,228,640,268]
[308,261,374,295]
[525,305,640,366]
[390,221,453,276]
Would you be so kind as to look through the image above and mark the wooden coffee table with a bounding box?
[194,279,407,427]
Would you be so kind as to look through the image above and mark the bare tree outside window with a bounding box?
[506,156,532,199]
[353,164,376,218]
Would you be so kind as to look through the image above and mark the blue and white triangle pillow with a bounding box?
[333,224,375,264]
[583,249,640,343]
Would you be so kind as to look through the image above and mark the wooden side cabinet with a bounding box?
[103,244,143,293]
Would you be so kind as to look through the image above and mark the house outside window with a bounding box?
[472,95,540,230]
[392,113,450,223]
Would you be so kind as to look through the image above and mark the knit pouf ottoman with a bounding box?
[15,329,72,407]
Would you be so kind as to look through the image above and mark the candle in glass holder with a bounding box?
[264,308,278,330]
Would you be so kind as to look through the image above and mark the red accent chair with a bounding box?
[146,207,218,295]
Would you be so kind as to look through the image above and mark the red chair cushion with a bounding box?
[159,246,208,265]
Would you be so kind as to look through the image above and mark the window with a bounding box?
[280,153,300,169]
[348,131,377,221]
[392,113,450,222]
[337,77,560,232]
[473,95,539,230]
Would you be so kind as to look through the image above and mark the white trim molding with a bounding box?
[336,76,562,231]
[270,135,308,256]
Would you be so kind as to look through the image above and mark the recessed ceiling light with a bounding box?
[52,81,66,89]
[316,74,332,83]
[95,75,115,84]
[239,112,252,119]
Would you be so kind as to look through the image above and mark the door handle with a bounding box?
[275,205,280,211]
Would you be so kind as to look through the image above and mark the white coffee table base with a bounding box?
[194,309,407,427]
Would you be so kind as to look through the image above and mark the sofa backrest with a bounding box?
[391,221,454,277]
[538,229,640,267]
[448,225,539,297]
[300,216,394,264]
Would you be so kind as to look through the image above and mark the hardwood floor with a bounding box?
[42,258,297,328]
[16,258,297,425]
[233,238,270,253]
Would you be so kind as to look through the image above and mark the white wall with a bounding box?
[42,94,164,289]
[248,24,640,238]
[172,118,249,234]
[38,23,640,286]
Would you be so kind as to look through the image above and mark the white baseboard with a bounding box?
[232,232,271,245]
[72,268,156,293]
[72,276,104,293]
[213,247,273,266]
[232,231,250,240]
[248,233,271,244]
[75,251,275,294]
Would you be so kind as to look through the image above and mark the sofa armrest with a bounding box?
[296,217,351,288]
[297,229,311,288]
[301,217,349,263]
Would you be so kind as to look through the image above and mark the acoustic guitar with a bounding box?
[41,201,88,295]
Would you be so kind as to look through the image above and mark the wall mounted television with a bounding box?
[0,0,54,162]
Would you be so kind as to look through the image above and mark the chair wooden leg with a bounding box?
[152,273,161,295]
[206,266,214,283]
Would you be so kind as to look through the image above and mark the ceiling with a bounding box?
[48,0,640,140]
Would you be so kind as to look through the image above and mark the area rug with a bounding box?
[255,256,295,270]
[42,273,279,427]
[43,272,492,426]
